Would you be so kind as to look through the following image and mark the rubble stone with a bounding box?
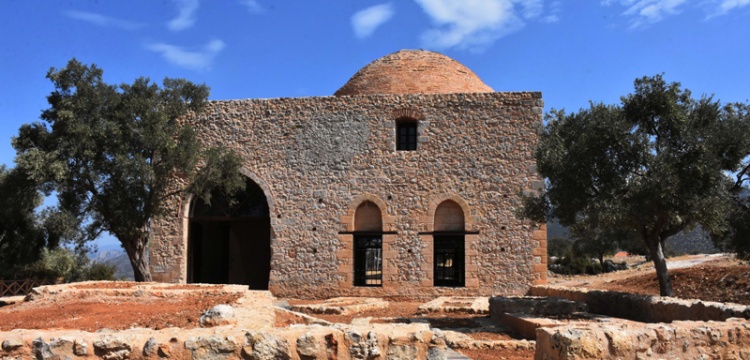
[73,339,88,356]
[93,335,132,360]
[536,318,750,360]
[148,49,546,299]
[185,336,238,360]
[200,304,236,327]
[1,339,22,352]
[242,332,290,360]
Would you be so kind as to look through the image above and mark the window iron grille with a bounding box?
[434,235,465,287]
[354,235,383,286]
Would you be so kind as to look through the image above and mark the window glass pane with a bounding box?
[397,121,417,151]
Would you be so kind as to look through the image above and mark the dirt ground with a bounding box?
[599,263,750,304]
[0,291,240,331]
[552,254,750,304]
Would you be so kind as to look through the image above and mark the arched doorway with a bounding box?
[187,178,271,289]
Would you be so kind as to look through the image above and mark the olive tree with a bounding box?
[12,59,243,281]
[527,75,750,296]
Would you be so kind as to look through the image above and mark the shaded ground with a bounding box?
[0,291,240,331]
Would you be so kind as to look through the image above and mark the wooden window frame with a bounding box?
[396,119,418,151]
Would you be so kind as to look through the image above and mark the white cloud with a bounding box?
[63,10,144,30]
[145,39,225,71]
[622,0,687,27]
[541,14,560,23]
[351,3,395,39]
[168,0,200,31]
[717,0,750,14]
[239,0,264,14]
[602,0,749,26]
[414,0,542,51]
[520,0,544,18]
[541,1,562,23]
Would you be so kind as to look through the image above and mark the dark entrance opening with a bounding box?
[354,234,383,286]
[434,234,465,287]
[187,178,271,290]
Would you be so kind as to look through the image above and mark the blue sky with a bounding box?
[1,0,749,250]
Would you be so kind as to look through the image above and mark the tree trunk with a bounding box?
[122,236,152,282]
[646,237,673,296]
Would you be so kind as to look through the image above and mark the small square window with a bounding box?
[396,121,417,151]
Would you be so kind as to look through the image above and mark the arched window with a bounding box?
[396,117,418,151]
[353,201,383,286]
[433,200,465,287]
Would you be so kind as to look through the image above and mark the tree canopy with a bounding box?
[12,59,244,281]
[528,74,750,296]
[0,166,47,277]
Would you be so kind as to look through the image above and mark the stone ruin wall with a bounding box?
[149,92,547,299]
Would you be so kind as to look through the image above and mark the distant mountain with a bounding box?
[665,227,720,256]
[89,249,134,280]
[547,219,571,240]
[547,220,720,256]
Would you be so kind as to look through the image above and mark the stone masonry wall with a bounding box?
[149,92,546,299]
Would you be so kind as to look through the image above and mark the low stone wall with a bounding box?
[530,285,750,323]
[489,296,589,340]
[489,296,587,320]
[535,318,750,360]
[0,323,449,360]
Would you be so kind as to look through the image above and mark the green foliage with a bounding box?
[519,192,549,224]
[547,237,573,258]
[85,262,117,281]
[12,59,243,281]
[0,166,84,278]
[570,220,638,265]
[552,245,602,275]
[528,74,750,295]
[712,186,750,259]
[0,166,46,277]
[17,247,116,282]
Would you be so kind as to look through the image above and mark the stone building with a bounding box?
[149,50,547,299]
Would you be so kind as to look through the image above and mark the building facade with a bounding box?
[149,50,547,299]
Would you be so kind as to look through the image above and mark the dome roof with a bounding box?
[334,50,493,96]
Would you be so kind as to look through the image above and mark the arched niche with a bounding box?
[354,201,383,232]
[434,200,465,232]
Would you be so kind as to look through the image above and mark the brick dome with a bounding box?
[334,50,493,96]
